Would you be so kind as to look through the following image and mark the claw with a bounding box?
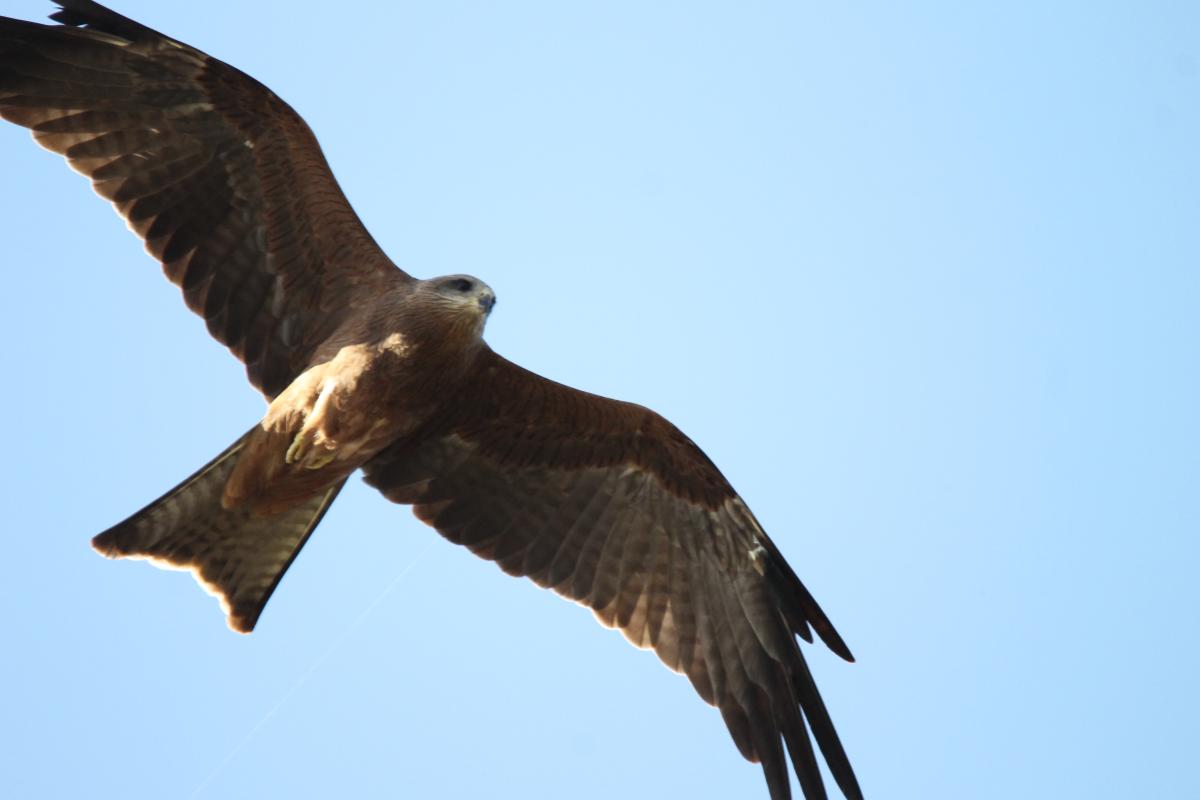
[285,429,336,469]
[283,377,339,467]
[285,431,308,464]
[306,450,336,470]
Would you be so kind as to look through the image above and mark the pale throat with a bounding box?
[378,332,412,356]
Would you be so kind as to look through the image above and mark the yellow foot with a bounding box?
[305,450,336,470]
[286,429,337,469]
[285,431,309,464]
[281,375,340,468]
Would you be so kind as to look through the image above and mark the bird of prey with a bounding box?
[0,3,863,798]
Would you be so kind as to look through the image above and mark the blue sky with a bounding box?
[1,2,1197,798]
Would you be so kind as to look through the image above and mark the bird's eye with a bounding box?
[449,278,473,293]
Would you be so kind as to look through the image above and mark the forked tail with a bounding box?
[93,429,346,632]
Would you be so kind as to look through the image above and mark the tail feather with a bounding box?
[93,428,345,632]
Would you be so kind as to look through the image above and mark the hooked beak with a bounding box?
[478,291,496,315]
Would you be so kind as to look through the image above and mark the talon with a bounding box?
[306,450,336,470]
[285,432,308,464]
[281,377,340,467]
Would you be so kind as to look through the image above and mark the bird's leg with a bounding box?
[285,377,339,469]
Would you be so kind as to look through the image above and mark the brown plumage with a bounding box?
[0,4,863,799]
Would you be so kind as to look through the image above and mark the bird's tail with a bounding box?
[92,428,346,632]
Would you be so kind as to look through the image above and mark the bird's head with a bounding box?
[417,274,497,340]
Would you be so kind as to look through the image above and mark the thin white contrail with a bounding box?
[188,539,438,799]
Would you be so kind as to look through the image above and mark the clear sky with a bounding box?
[1,2,1197,798]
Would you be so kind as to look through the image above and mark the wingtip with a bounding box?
[806,613,857,663]
[48,1,99,26]
[807,607,856,663]
[48,0,167,45]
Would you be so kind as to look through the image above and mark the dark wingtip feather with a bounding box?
[780,708,829,800]
[50,0,115,27]
[789,650,864,800]
[765,551,857,663]
[810,612,855,663]
[50,0,170,44]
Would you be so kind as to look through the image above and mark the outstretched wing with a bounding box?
[363,351,863,800]
[0,1,408,397]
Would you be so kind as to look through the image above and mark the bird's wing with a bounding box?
[362,350,863,800]
[0,1,407,397]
